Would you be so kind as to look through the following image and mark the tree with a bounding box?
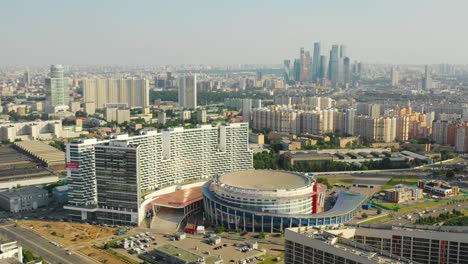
[446,170,455,181]
[214,225,225,234]
[361,213,368,218]
[316,177,333,189]
[257,232,266,239]
[376,208,382,215]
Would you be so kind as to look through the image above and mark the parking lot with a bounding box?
[112,230,284,263]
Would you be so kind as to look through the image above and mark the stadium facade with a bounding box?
[203,170,366,232]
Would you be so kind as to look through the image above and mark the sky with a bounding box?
[1,0,468,65]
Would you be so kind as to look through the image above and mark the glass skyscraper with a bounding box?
[45,64,68,109]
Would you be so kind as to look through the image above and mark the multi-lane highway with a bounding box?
[0,224,96,264]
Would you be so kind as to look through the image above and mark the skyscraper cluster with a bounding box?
[284,42,354,87]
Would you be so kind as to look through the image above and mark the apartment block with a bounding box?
[0,120,62,142]
[65,123,253,225]
[81,78,150,108]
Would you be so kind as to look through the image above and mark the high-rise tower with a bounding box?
[422,65,432,90]
[283,59,291,84]
[391,66,400,86]
[45,64,68,110]
[328,45,340,86]
[311,42,321,82]
[178,75,197,109]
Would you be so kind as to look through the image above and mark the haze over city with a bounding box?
[1,1,468,264]
[1,0,468,65]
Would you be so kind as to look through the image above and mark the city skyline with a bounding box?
[1,0,468,65]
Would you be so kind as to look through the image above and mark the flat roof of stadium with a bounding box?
[219,170,311,191]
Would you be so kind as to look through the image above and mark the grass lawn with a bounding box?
[381,175,421,190]
[360,215,389,224]
[260,252,285,264]
[327,177,355,186]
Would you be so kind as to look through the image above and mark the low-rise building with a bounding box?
[52,185,68,205]
[286,224,468,264]
[0,120,62,142]
[0,241,22,263]
[418,180,459,197]
[385,186,423,203]
[0,186,49,213]
[142,244,223,264]
[249,132,264,145]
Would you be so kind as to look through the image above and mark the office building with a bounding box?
[45,64,69,111]
[82,78,150,108]
[286,224,468,264]
[293,59,301,82]
[319,55,328,80]
[283,59,291,83]
[391,66,400,86]
[422,65,433,90]
[65,123,252,225]
[0,186,49,213]
[343,57,351,85]
[178,75,197,109]
[328,45,340,86]
[311,42,321,82]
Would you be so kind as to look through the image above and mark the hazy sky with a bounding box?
[1,0,467,65]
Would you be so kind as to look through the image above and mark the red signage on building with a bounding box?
[66,162,79,169]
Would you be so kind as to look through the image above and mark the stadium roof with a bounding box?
[219,170,312,190]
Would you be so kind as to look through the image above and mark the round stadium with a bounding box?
[203,170,367,232]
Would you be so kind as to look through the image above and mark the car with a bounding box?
[66,251,72,255]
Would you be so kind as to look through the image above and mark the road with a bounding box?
[0,224,95,264]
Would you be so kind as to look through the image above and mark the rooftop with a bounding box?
[14,141,65,166]
[152,244,221,263]
[152,186,203,208]
[288,227,411,264]
[0,186,48,199]
[218,170,312,191]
